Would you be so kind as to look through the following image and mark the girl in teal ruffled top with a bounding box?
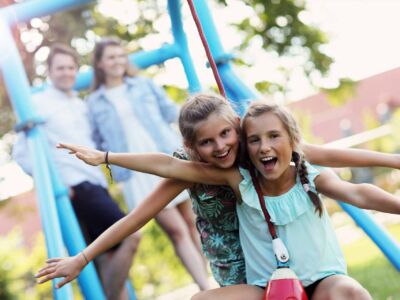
[39,95,400,300]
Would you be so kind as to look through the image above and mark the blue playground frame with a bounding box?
[1,1,399,299]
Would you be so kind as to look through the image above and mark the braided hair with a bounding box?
[292,151,323,216]
[242,101,323,216]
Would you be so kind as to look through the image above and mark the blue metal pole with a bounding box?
[0,0,95,26]
[218,64,258,115]
[1,15,105,299]
[190,0,226,60]
[29,135,74,300]
[41,135,106,300]
[188,0,400,272]
[339,203,400,271]
[190,0,259,102]
[0,18,72,300]
[132,43,179,68]
[168,0,202,93]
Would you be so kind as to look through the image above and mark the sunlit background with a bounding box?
[1,1,400,299]
[2,0,400,198]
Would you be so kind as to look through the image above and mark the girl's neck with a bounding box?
[105,77,124,89]
[259,166,296,196]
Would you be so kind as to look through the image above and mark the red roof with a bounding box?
[288,67,400,142]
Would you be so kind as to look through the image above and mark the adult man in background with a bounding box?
[13,44,140,300]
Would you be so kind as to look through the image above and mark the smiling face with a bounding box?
[48,53,78,93]
[97,45,128,81]
[191,112,240,169]
[244,111,294,183]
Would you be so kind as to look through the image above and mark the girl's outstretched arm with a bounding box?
[35,178,190,288]
[303,143,400,168]
[315,169,400,214]
[57,143,241,187]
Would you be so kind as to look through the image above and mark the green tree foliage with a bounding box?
[0,230,52,299]
[322,78,357,107]
[233,0,332,71]
[0,0,337,138]
[215,0,334,91]
[0,224,192,299]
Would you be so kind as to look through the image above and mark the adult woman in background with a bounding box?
[87,38,209,290]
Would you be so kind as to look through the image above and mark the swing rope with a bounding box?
[186,0,226,98]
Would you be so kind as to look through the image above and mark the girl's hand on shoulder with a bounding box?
[57,143,105,166]
[35,254,87,288]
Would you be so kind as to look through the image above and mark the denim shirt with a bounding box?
[87,76,182,181]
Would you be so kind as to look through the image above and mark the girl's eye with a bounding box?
[221,129,231,136]
[199,140,210,146]
[271,134,279,139]
[248,137,259,144]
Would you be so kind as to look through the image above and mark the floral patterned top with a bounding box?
[173,149,246,286]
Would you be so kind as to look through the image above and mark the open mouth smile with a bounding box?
[260,156,277,171]
[214,149,230,160]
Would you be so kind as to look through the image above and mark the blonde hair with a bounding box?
[241,101,323,216]
[179,93,239,161]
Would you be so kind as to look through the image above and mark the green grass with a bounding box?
[342,224,400,300]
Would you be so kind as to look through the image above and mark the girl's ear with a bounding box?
[235,116,241,126]
[184,140,201,161]
[184,140,197,155]
[183,140,192,150]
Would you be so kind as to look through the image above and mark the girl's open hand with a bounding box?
[35,255,86,289]
[57,143,105,166]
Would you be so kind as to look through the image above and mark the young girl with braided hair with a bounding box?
[37,95,400,299]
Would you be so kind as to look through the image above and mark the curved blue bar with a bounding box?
[340,203,400,271]
[132,43,179,68]
[1,14,106,300]
[0,19,37,123]
[168,0,202,93]
[0,0,95,26]
[184,0,400,272]
[0,18,73,299]
[190,0,258,102]
[41,133,106,299]
[2,1,400,296]
[29,133,73,300]
[190,0,227,61]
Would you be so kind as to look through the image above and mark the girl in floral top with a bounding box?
[38,94,400,296]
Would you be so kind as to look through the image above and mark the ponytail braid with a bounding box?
[292,152,323,217]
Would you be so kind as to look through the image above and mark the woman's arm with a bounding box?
[57,143,240,187]
[36,178,190,288]
[315,169,400,214]
[303,143,400,168]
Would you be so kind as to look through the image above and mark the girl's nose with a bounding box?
[215,139,225,151]
[260,141,271,153]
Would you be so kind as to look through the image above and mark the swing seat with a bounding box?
[264,267,308,300]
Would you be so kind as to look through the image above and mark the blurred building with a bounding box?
[288,67,400,143]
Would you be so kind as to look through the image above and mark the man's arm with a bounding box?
[12,133,33,175]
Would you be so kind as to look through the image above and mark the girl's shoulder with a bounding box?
[301,161,321,187]
[237,164,321,225]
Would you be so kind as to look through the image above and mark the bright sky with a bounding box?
[148,0,400,101]
[307,0,400,81]
[2,0,400,199]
